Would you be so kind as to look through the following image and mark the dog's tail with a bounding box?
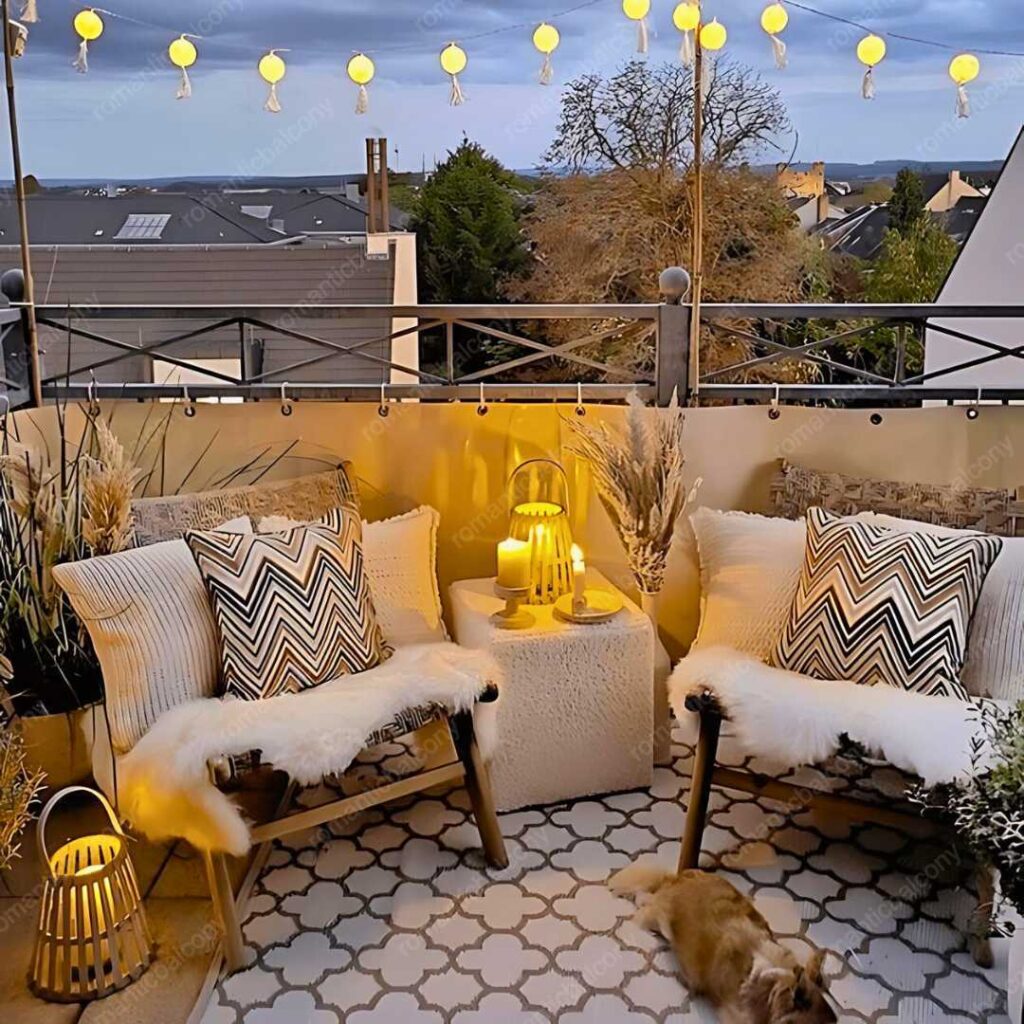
[608,862,674,896]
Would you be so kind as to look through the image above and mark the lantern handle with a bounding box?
[37,785,126,875]
[506,457,571,516]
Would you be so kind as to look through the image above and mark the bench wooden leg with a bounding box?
[204,851,247,974]
[678,701,722,873]
[969,861,996,969]
[452,704,508,870]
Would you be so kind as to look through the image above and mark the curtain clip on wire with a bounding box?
[768,385,781,420]
[281,381,293,417]
[183,385,196,418]
[967,388,981,420]
[378,381,390,418]
[575,381,586,417]
[477,381,489,416]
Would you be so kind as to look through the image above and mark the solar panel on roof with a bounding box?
[114,213,172,240]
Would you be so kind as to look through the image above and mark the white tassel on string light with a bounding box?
[770,34,787,69]
[177,67,192,100]
[449,75,465,106]
[634,17,651,54]
[440,43,467,108]
[259,52,286,113]
[265,82,282,113]
[956,83,971,118]
[540,52,554,85]
[347,54,374,115]
[73,37,89,73]
[862,66,875,99]
[701,56,712,101]
[679,30,694,67]
[20,0,37,24]
[356,84,369,114]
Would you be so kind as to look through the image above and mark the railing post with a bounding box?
[656,267,691,406]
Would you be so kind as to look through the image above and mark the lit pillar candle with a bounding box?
[497,538,531,590]
[571,544,586,612]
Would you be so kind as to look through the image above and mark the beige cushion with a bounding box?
[52,517,251,754]
[861,512,1024,702]
[689,507,805,661]
[131,465,358,547]
[259,506,448,647]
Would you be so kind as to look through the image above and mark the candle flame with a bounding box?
[571,544,584,563]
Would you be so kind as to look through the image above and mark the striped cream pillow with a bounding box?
[52,517,251,753]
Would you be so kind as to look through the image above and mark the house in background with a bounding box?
[0,140,418,392]
[777,162,849,234]
[921,169,986,213]
[924,128,1024,388]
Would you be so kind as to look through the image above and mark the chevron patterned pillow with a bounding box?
[186,508,389,701]
[773,507,1002,700]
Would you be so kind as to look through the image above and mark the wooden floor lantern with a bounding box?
[29,787,154,1002]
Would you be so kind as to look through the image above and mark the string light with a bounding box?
[258,51,286,113]
[761,3,789,69]
[169,35,198,100]
[440,43,467,106]
[347,53,375,114]
[622,0,650,56]
[949,53,980,118]
[533,22,560,85]
[20,0,38,24]
[700,18,727,52]
[673,3,700,67]
[72,9,103,74]
[857,34,886,99]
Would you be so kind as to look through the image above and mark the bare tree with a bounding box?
[545,59,790,174]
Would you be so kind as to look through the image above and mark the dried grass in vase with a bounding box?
[0,718,45,872]
[566,393,697,596]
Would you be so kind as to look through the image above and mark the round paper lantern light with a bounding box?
[72,9,103,74]
[258,51,286,113]
[673,3,700,67]
[533,22,560,85]
[440,43,467,106]
[949,53,980,118]
[700,18,727,52]
[761,3,789,68]
[347,53,375,114]
[857,34,886,99]
[169,35,198,99]
[622,0,651,55]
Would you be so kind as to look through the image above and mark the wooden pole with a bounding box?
[1,0,41,408]
[689,26,704,407]
[378,137,389,232]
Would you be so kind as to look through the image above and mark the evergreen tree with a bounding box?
[411,140,529,304]
[888,167,926,236]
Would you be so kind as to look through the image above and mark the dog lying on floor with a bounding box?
[609,864,837,1024]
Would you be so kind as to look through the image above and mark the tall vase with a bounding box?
[641,590,673,767]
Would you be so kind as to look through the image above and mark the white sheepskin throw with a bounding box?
[116,643,501,856]
[669,646,992,787]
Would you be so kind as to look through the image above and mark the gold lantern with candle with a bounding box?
[507,458,575,605]
[30,787,154,1002]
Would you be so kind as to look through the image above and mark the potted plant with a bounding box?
[1,418,139,786]
[0,710,45,873]
[919,702,1024,1022]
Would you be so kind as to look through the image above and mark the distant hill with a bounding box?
[753,159,1004,182]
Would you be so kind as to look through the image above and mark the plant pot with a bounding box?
[1010,926,1024,1024]
[20,706,96,790]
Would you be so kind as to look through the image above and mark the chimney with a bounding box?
[345,180,361,202]
[364,137,390,234]
[106,183,117,198]
[816,190,830,225]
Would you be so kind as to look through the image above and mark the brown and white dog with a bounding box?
[609,864,837,1024]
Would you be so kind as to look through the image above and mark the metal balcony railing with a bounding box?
[1,296,1023,412]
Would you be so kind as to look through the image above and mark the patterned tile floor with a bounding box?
[200,727,1011,1023]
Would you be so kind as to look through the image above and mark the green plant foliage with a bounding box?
[888,167,926,236]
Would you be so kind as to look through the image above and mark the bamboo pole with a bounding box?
[689,24,704,407]
[1,0,41,407]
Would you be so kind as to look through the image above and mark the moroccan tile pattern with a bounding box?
[200,728,1010,1024]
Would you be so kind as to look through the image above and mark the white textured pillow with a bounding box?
[258,506,447,648]
[690,507,805,661]
[52,517,251,754]
[858,512,1024,702]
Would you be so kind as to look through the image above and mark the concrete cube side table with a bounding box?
[449,571,654,812]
